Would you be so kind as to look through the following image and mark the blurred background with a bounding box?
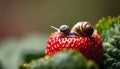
[0,0,120,69]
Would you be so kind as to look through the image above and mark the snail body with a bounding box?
[71,21,94,37]
[51,21,94,37]
[51,25,70,35]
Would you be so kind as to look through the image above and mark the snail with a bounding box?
[51,25,70,35]
[70,21,94,37]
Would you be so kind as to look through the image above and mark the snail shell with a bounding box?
[51,25,70,35]
[71,21,94,37]
[59,25,70,35]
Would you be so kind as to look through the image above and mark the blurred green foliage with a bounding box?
[95,16,120,34]
[0,34,47,69]
[23,52,45,63]
[19,50,98,69]
[96,16,120,69]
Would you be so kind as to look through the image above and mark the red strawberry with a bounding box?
[45,22,103,65]
[46,32,102,65]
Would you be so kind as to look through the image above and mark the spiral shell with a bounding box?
[51,25,70,35]
[59,25,70,35]
[71,21,94,37]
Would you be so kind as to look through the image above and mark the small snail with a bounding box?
[71,21,94,37]
[51,25,70,35]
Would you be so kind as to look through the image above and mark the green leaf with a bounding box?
[87,60,98,69]
[95,15,120,34]
[101,22,120,69]
[19,50,98,69]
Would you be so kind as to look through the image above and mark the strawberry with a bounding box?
[45,22,103,65]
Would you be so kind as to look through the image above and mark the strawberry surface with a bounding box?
[45,31,102,65]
